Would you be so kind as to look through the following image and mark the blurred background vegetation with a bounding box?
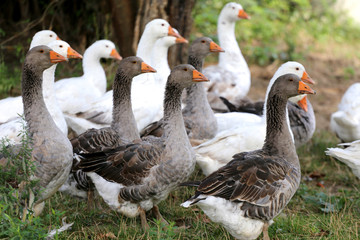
[0,0,360,97]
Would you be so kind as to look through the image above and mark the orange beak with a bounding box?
[56,36,61,40]
[67,47,83,59]
[301,71,315,85]
[298,81,316,95]
[110,49,122,60]
[297,96,308,112]
[49,50,67,63]
[192,69,209,82]
[238,9,250,19]
[141,62,157,73]
[209,41,225,52]
[168,26,181,38]
[175,36,188,44]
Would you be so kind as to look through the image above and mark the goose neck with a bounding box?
[111,71,139,141]
[162,83,188,143]
[22,65,57,136]
[188,54,203,72]
[42,64,57,100]
[263,93,298,167]
[82,48,105,77]
[151,43,171,86]
[184,55,206,112]
[217,16,247,69]
[137,31,158,63]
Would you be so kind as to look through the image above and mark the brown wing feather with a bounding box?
[140,120,164,138]
[78,139,165,186]
[196,150,296,206]
[71,128,129,154]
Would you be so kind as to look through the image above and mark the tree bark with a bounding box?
[107,0,195,65]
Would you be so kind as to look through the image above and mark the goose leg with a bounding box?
[152,205,168,225]
[139,207,150,230]
[262,222,270,240]
[87,190,94,210]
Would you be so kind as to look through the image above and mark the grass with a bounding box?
[2,129,358,239]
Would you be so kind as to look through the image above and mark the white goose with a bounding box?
[0,30,60,124]
[330,82,360,142]
[65,19,183,134]
[202,2,251,111]
[55,40,122,115]
[0,40,82,143]
[195,62,314,176]
[326,140,360,179]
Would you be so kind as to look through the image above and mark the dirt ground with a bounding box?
[242,51,360,132]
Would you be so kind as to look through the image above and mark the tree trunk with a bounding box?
[108,0,195,65]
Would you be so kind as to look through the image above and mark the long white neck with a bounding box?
[217,14,248,71]
[42,64,67,135]
[151,40,171,87]
[137,30,159,64]
[82,47,107,94]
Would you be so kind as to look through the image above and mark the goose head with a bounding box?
[169,64,209,89]
[154,28,188,49]
[26,46,67,72]
[267,61,315,111]
[47,40,82,60]
[220,2,250,22]
[270,73,315,100]
[144,19,181,39]
[189,37,224,59]
[119,56,156,77]
[30,30,60,49]
[88,40,122,60]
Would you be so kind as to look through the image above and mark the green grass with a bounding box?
[2,130,357,239]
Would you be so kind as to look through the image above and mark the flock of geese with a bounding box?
[0,2,358,240]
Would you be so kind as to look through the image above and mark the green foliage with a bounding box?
[0,119,65,239]
[0,130,356,239]
[193,0,360,65]
[0,60,22,98]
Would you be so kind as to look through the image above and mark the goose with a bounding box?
[0,30,60,124]
[29,30,60,49]
[0,40,82,143]
[58,57,156,200]
[54,39,122,115]
[326,140,360,179]
[220,94,316,148]
[77,64,208,229]
[3,46,73,216]
[330,82,360,142]
[181,73,315,240]
[140,37,224,141]
[202,2,251,111]
[65,19,183,134]
[195,61,314,176]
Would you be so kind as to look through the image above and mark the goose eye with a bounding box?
[296,67,299,70]
[132,61,137,64]
[59,45,63,48]
[184,68,188,71]
[289,79,293,82]
[232,7,235,9]
[105,45,109,48]
[50,34,53,37]
[40,49,44,53]
[161,23,165,26]
[201,40,206,43]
